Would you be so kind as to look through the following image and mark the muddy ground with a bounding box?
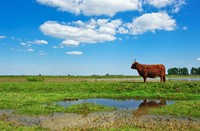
[1,109,200,130]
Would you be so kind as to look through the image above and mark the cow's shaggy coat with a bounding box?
[131,61,166,83]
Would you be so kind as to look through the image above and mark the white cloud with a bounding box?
[40,19,121,45]
[52,45,64,49]
[11,37,47,45]
[197,58,200,61]
[52,46,58,49]
[182,26,188,30]
[13,48,34,52]
[172,0,186,13]
[27,48,34,52]
[11,36,22,42]
[18,40,47,53]
[0,36,7,39]
[144,0,174,8]
[65,51,83,55]
[61,40,79,46]
[37,0,142,16]
[37,50,48,55]
[127,12,176,35]
[144,0,186,13]
[40,15,177,45]
[21,42,31,47]
[81,0,142,16]
[36,0,82,14]
[98,19,122,35]
[33,40,48,45]
[118,38,122,41]
[117,27,129,34]
[28,40,48,45]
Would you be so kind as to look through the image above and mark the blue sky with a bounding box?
[0,0,199,75]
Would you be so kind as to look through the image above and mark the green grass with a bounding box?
[0,75,138,79]
[26,76,44,82]
[0,80,200,130]
[0,74,199,79]
[151,100,200,118]
[0,121,46,131]
[167,75,200,78]
[0,81,200,116]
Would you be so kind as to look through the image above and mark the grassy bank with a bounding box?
[0,81,199,116]
[151,100,200,118]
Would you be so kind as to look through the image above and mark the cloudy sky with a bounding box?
[0,0,199,75]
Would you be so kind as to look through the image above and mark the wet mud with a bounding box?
[0,110,40,126]
[1,107,200,130]
[40,110,200,130]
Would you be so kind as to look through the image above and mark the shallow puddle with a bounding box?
[55,98,174,110]
[168,77,200,81]
[1,99,200,130]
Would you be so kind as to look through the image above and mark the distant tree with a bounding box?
[177,68,181,75]
[106,73,109,76]
[190,67,194,75]
[168,67,189,75]
[180,67,189,75]
[167,69,171,75]
[190,67,200,75]
[191,67,197,75]
[198,67,200,75]
[168,67,179,75]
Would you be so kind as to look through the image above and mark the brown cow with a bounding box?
[131,60,166,83]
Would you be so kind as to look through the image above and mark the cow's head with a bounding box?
[131,59,138,69]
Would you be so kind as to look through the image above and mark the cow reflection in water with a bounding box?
[138,99,166,109]
[134,99,166,117]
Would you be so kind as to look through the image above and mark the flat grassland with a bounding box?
[0,76,200,130]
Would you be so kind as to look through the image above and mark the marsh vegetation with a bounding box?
[0,76,199,130]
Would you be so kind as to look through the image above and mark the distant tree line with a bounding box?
[168,67,200,75]
[190,67,200,75]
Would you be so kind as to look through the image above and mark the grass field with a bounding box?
[0,75,199,82]
[0,76,200,130]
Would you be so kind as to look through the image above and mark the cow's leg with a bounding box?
[143,77,147,83]
[163,75,166,82]
[160,76,163,82]
[160,75,166,82]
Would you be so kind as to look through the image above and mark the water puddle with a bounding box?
[55,98,174,110]
[44,98,200,130]
[1,99,199,130]
[168,77,200,81]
